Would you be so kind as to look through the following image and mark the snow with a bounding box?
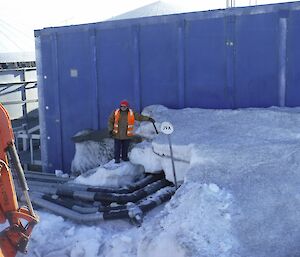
[11,105,300,256]
[129,141,163,173]
[137,182,238,257]
[74,160,145,187]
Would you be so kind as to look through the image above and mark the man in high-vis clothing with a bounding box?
[108,100,155,163]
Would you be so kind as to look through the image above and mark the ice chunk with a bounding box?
[209,183,220,193]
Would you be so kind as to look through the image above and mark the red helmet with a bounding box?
[120,100,129,107]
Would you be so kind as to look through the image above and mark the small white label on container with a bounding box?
[70,69,78,77]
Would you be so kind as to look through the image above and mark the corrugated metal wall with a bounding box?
[35,2,300,172]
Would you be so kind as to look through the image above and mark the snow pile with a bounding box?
[132,105,300,256]
[19,105,300,257]
[138,182,238,257]
[129,141,163,173]
[26,212,109,257]
[74,160,145,187]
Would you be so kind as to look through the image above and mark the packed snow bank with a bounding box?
[138,182,238,257]
[23,105,300,257]
[74,160,145,187]
[131,105,300,257]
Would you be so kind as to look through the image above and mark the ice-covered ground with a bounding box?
[13,106,300,257]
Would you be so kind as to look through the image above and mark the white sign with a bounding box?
[161,122,174,135]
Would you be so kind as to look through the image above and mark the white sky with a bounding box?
[0,0,298,51]
[0,0,297,31]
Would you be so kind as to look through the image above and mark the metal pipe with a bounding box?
[1,99,38,105]
[29,194,104,223]
[24,173,165,194]
[167,135,178,189]
[31,186,176,224]
[7,144,36,217]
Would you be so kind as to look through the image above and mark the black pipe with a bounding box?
[42,177,171,203]
[39,184,176,216]
[18,169,177,225]
[29,194,105,223]
[42,195,99,214]
[86,172,164,193]
[26,176,171,204]
[24,172,165,195]
[92,179,172,204]
[42,194,100,208]
[31,186,176,224]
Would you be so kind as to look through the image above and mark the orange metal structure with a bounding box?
[0,103,38,257]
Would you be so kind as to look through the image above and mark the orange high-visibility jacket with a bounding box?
[113,109,135,137]
[108,109,150,140]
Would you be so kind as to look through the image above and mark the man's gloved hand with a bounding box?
[149,117,155,123]
[109,130,114,137]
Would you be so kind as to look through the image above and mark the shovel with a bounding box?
[151,120,159,134]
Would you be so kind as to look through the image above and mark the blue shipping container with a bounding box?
[35,2,300,172]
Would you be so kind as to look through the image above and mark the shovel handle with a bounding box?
[152,121,159,134]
